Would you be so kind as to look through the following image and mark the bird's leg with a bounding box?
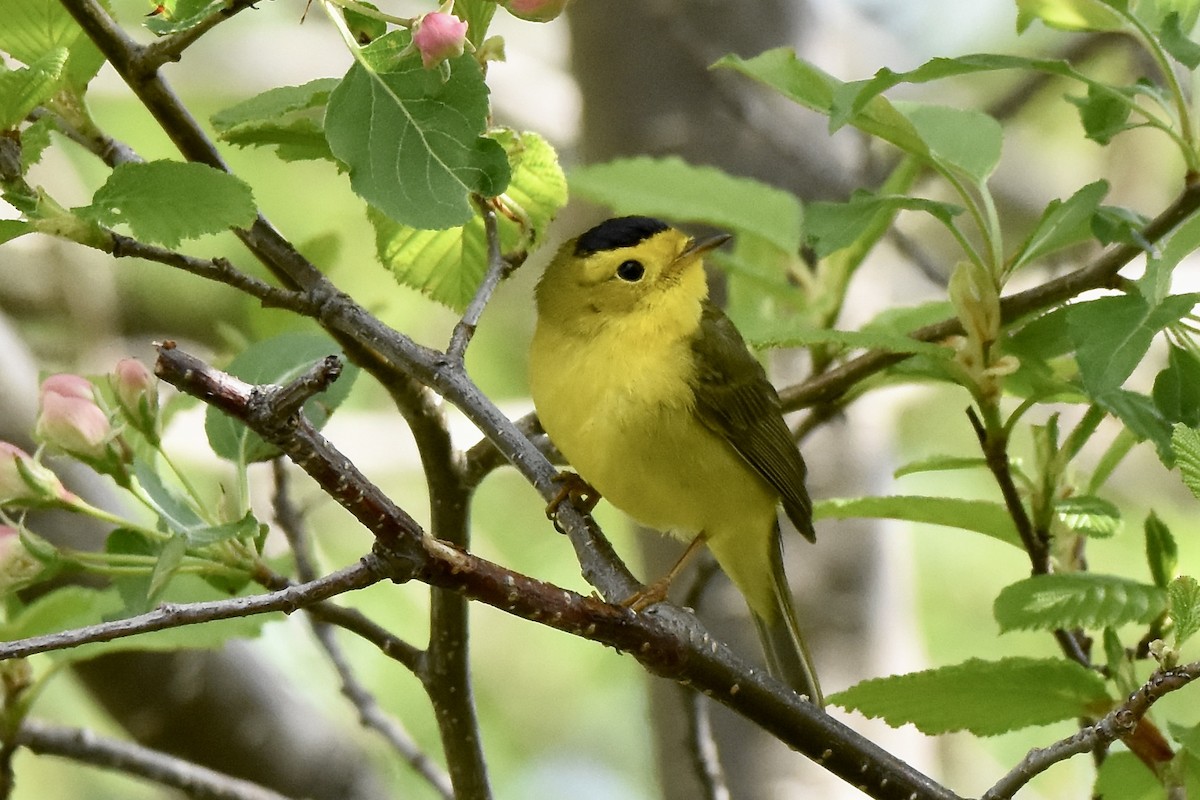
[623,533,708,611]
[545,472,601,533]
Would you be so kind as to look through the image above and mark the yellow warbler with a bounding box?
[530,216,821,704]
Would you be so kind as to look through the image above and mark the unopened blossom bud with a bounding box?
[413,10,468,68]
[0,526,46,595]
[0,442,69,506]
[36,373,112,460]
[501,0,568,22]
[111,358,160,439]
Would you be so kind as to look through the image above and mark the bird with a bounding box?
[529,215,821,705]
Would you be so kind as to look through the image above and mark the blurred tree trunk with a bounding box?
[568,2,918,797]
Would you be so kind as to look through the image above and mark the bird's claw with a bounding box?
[545,472,600,533]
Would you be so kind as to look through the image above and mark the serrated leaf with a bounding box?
[212,79,340,162]
[1169,575,1200,646]
[0,0,104,90]
[0,585,124,642]
[1145,512,1178,589]
[133,456,205,534]
[373,129,566,309]
[829,657,1111,736]
[994,573,1166,632]
[893,455,988,478]
[814,495,1020,546]
[747,324,951,358]
[569,156,802,256]
[325,31,510,230]
[143,0,225,35]
[1154,345,1200,426]
[0,48,67,130]
[893,102,1003,183]
[77,160,257,247]
[1011,180,1109,270]
[1055,496,1121,538]
[1068,293,1200,396]
[804,191,962,258]
[1172,423,1200,498]
[204,333,359,464]
[1016,0,1129,32]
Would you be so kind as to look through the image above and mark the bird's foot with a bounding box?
[621,577,672,612]
[545,472,600,533]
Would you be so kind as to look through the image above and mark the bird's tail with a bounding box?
[751,530,822,707]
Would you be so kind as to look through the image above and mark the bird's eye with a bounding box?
[616,260,645,282]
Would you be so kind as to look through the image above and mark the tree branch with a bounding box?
[151,342,960,800]
[0,558,382,660]
[983,660,1200,799]
[15,719,293,800]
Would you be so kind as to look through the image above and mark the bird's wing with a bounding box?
[688,302,815,541]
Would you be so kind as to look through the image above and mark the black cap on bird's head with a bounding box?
[573,216,670,257]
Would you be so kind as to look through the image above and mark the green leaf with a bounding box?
[147,534,187,601]
[1145,512,1178,589]
[143,0,225,35]
[1141,211,1200,303]
[1016,0,1129,32]
[994,573,1166,632]
[1172,422,1200,498]
[1067,82,1138,145]
[893,102,1003,183]
[1168,575,1200,646]
[747,324,951,359]
[187,512,261,547]
[1067,293,1199,396]
[324,31,510,230]
[1161,12,1200,67]
[373,129,566,309]
[1010,180,1109,270]
[0,220,32,245]
[892,455,988,478]
[0,0,104,90]
[204,333,359,463]
[0,48,67,130]
[1096,389,1174,463]
[1092,204,1153,249]
[1094,751,1162,800]
[77,160,257,248]
[0,585,124,642]
[212,79,340,162]
[714,49,928,158]
[1054,495,1121,538]
[804,191,962,258]
[829,657,1111,736]
[568,156,803,256]
[1154,345,1200,426]
[133,456,205,534]
[814,495,1020,546]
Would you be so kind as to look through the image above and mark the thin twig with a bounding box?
[683,685,731,800]
[138,0,265,72]
[983,660,1200,799]
[447,205,508,362]
[16,719,292,800]
[271,464,453,798]
[0,558,382,660]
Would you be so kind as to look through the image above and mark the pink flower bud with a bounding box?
[111,358,160,428]
[413,11,469,68]
[36,374,112,460]
[0,442,69,505]
[501,0,568,22]
[0,526,46,594]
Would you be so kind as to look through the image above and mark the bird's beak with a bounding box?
[679,233,732,262]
